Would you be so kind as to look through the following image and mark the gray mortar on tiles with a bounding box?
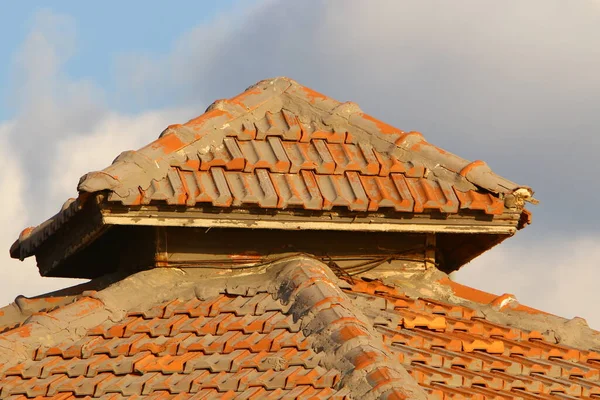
[0,258,289,366]
[377,268,600,352]
[0,256,429,399]
[78,77,527,203]
[4,252,594,369]
[274,258,427,400]
[0,266,259,368]
[14,76,534,266]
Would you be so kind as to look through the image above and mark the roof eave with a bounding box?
[9,194,92,261]
[100,206,521,235]
[10,190,526,259]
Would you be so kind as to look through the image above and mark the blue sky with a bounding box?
[0,1,239,119]
[1,1,600,328]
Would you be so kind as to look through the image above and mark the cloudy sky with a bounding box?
[1,1,599,328]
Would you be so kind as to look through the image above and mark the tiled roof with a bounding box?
[1,257,598,399]
[79,77,529,211]
[11,77,535,261]
[347,279,600,399]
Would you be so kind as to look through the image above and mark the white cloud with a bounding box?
[0,10,195,305]
[0,123,79,303]
[112,0,600,230]
[456,236,600,329]
[1,1,599,334]
[50,108,194,203]
[7,10,105,223]
[0,107,195,306]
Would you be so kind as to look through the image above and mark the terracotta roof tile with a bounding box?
[3,258,598,398]
[11,77,536,262]
[341,275,600,399]
[96,131,510,212]
[0,260,393,398]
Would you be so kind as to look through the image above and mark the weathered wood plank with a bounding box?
[103,212,517,235]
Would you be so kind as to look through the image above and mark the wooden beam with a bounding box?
[155,226,169,267]
[149,227,428,275]
[102,213,517,235]
[425,233,436,269]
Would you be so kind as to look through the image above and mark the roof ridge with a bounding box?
[76,77,531,203]
[0,268,200,369]
[9,77,535,273]
[0,294,79,334]
[0,295,108,367]
[274,257,427,399]
[77,77,294,200]
[283,79,529,196]
[0,255,429,398]
[0,270,133,332]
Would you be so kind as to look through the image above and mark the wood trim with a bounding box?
[35,198,107,276]
[102,213,517,235]
[155,226,169,267]
[425,233,436,269]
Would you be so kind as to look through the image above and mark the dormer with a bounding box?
[10,77,535,279]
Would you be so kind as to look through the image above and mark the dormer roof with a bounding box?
[10,77,535,271]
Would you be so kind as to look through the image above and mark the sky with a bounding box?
[1,1,599,328]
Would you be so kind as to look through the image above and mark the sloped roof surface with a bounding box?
[1,258,598,399]
[79,77,524,211]
[12,77,534,261]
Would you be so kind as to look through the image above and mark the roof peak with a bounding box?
[11,77,534,278]
[78,76,530,202]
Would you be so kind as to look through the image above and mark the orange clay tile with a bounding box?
[35,78,524,216]
[11,77,534,270]
[1,263,599,399]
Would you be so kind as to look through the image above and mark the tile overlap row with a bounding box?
[11,77,531,265]
[2,259,599,399]
[109,114,504,215]
[1,289,348,399]
[347,279,600,399]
